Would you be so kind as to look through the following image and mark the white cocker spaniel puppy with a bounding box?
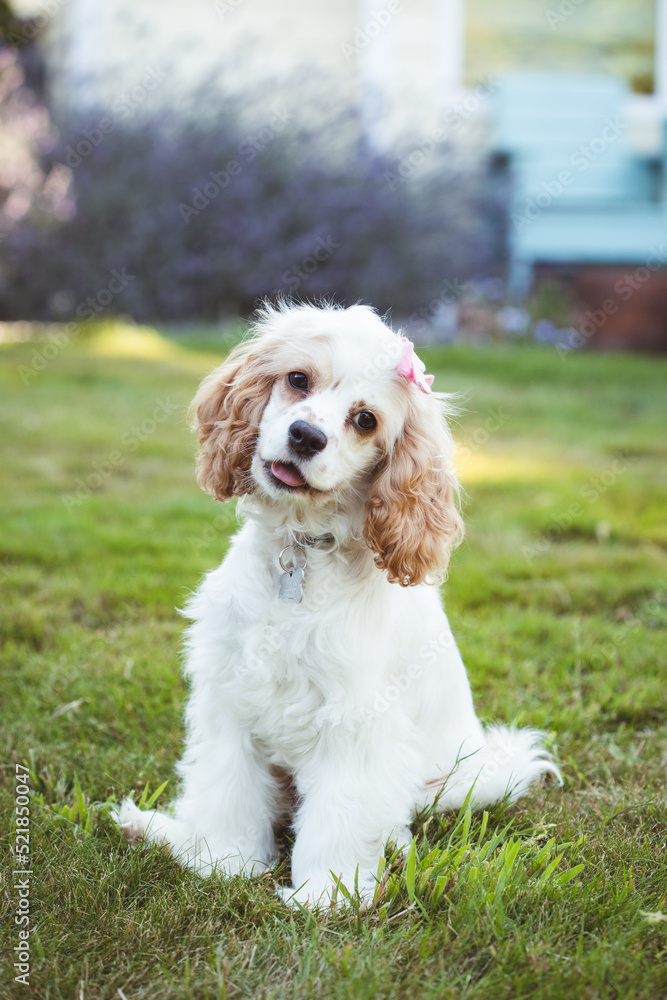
[118,302,560,906]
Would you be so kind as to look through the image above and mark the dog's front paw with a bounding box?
[277,872,377,910]
[276,883,315,909]
[386,825,412,856]
[113,797,147,844]
[276,881,338,910]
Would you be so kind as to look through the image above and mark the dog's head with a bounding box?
[192,303,462,585]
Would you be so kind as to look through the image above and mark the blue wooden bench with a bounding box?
[492,73,666,295]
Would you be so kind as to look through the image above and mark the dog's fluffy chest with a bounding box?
[191,530,386,767]
[231,615,328,765]
[233,571,382,764]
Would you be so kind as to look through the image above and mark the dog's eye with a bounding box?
[288,372,309,391]
[354,411,377,432]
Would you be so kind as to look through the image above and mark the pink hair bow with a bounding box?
[396,337,434,394]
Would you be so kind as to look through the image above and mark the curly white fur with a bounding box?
[116,302,560,908]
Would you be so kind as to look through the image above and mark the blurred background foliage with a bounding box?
[0,46,505,322]
[1,0,664,347]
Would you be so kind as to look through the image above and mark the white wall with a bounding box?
[33,0,466,144]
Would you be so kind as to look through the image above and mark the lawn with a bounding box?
[1,320,666,1000]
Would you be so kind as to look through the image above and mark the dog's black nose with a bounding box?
[288,420,327,458]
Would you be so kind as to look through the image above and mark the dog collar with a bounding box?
[295,532,336,550]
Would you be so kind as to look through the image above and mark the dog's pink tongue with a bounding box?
[271,461,306,487]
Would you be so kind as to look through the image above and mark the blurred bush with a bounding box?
[0,47,71,260]
[0,51,506,321]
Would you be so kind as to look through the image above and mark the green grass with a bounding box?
[1,320,666,999]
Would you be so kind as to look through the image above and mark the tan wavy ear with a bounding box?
[364,399,463,586]
[190,343,274,501]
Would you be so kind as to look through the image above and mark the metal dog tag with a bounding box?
[279,566,304,603]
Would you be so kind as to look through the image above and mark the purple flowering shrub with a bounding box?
[0,67,505,321]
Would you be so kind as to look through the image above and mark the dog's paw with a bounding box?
[386,825,413,856]
[113,797,147,844]
[277,874,376,911]
[276,882,335,910]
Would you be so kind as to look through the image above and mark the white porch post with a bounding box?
[655,0,667,110]
[434,0,467,104]
[66,0,102,111]
[356,0,397,151]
